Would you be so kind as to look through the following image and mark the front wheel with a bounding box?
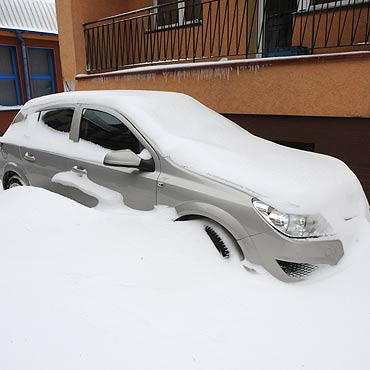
[184,218,244,260]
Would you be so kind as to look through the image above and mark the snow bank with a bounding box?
[0,186,370,370]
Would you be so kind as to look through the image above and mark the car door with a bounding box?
[68,105,160,210]
[19,106,87,200]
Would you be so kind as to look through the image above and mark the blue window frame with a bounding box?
[0,45,21,106]
[28,48,56,99]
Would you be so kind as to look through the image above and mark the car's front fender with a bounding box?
[176,201,249,240]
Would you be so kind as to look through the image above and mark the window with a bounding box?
[0,46,21,106]
[155,0,202,27]
[79,109,141,153]
[41,109,74,133]
[28,48,56,98]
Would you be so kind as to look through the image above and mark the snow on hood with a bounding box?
[7,91,370,229]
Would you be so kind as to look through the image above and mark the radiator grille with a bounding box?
[277,260,318,279]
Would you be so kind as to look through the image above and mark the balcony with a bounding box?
[83,0,370,74]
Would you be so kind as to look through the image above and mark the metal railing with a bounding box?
[83,0,370,73]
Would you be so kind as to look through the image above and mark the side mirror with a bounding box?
[103,149,155,172]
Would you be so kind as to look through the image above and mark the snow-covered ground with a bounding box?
[1,183,370,370]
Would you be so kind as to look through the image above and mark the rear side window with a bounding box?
[79,109,141,153]
[41,108,74,133]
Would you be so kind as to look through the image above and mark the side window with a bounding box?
[79,109,141,153]
[41,108,74,133]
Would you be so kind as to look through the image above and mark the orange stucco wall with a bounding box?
[76,53,370,118]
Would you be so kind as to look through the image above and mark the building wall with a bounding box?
[76,52,370,119]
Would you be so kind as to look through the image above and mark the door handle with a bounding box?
[72,165,88,176]
[24,152,35,162]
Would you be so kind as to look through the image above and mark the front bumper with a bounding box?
[238,232,344,282]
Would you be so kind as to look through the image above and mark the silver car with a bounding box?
[1,91,368,282]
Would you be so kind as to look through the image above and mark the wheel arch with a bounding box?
[2,163,30,189]
[175,201,249,241]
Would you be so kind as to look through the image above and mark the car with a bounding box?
[1,90,369,282]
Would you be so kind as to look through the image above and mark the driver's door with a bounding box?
[69,106,160,210]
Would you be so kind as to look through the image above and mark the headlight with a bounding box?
[252,199,326,238]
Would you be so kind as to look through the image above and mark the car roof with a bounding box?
[22,90,187,113]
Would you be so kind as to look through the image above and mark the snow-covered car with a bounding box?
[0,91,368,282]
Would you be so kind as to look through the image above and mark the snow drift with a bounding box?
[0,185,370,370]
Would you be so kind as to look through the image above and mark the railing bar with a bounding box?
[170,12,175,60]
[191,1,196,61]
[130,18,135,65]
[111,20,116,69]
[209,0,215,56]
[96,26,101,71]
[107,22,112,69]
[201,2,208,58]
[236,0,247,54]
[116,21,122,68]
[299,2,311,46]
[338,0,351,46]
[185,18,190,59]
[163,13,169,61]
[312,1,327,49]
[322,2,336,47]
[193,2,201,61]
[351,0,365,44]
[235,0,239,54]
[366,1,370,42]
[227,0,238,54]
[104,24,109,70]
[219,0,229,55]
[246,0,258,56]
[134,17,140,65]
[178,15,184,60]
[98,26,103,71]
[245,0,249,56]
[142,16,148,64]
[124,21,129,67]
[255,0,267,56]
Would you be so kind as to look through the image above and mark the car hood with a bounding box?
[171,136,369,226]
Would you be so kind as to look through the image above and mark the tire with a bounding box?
[193,218,244,260]
[5,175,25,189]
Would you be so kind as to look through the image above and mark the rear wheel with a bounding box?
[5,175,25,189]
